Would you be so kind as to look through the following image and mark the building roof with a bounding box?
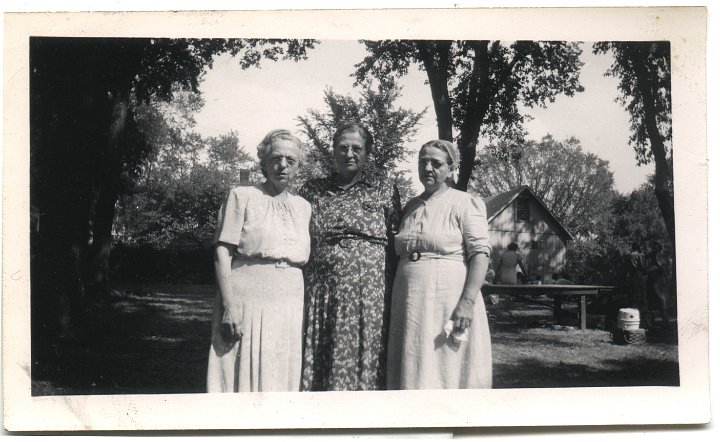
[482,185,574,241]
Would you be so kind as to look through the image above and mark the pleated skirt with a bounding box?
[207,258,304,392]
[387,258,492,390]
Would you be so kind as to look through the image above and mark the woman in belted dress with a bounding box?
[207,129,311,392]
[387,140,493,390]
[300,123,401,391]
[495,242,527,284]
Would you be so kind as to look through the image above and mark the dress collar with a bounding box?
[419,185,452,202]
[329,172,374,191]
[259,182,290,201]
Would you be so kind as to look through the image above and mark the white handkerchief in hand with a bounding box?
[444,320,469,343]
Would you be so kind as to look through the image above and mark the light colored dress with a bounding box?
[497,251,524,284]
[388,188,493,390]
[207,185,311,392]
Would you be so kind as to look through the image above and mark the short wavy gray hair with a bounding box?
[256,129,306,177]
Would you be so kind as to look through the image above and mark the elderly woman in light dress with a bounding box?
[207,129,492,392]
[207,129,310,392]
[387,140,492,390]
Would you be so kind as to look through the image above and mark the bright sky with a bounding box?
[194,40,655,194]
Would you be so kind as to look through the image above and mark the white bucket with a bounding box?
[617,308,641,330]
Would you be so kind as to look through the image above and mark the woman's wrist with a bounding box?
[221,296,235,311]
[459,294,477,304]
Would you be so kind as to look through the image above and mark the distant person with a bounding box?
[207,129,311,393]
[624,242,647,309]
[646,241,671,328]
[548,273,574,285]
[484,268,496,284]
[516,264,529,284]
[528,275,543,285]
[484,269,500,304]
[494,243,527,284]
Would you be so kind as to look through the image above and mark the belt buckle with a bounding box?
[275,260,289,268]
[409,251,421,262]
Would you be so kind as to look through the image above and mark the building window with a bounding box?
[515,195,530,222]
[531,238,545,249]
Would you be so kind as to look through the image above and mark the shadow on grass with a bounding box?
[32,286,680,395]
[487,299,680,389]
[32,285,216,396]
[493,356,680,389]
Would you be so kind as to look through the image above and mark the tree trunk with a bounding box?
[87,184,120,299]
[629,45,675,247]
[31,38,96,341]
[651,160,675,245]
[35,123,94,341]
[31,38,137,348]
[417,41,454,142]
[456,41,491,191]
[86,88,129,299]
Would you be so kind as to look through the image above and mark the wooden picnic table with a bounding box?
[481,284,616,330]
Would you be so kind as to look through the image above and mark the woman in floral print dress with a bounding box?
[300,124,401,391]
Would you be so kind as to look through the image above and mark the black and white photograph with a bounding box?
[2,5,711,432]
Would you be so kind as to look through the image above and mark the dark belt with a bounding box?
[322,235,386,248]
[233,255,302,269]
[400,251,466,262]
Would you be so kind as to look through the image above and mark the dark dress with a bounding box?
[299,174,401,391]
[625,250,647,309]
[645,251,668,316]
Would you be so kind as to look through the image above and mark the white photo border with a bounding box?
[2,7,709,431]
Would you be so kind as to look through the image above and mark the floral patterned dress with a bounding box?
[299,174,401,391]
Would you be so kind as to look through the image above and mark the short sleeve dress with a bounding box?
[207,185,311,392]
[388,188,493,390]
[299,174,401,391]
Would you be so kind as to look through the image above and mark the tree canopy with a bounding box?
[116,90,253,250]
[30,37,316,345]
[565,177,674,289]
[592,41,674,246]
[353,40,585,190]
[470,135,616,237]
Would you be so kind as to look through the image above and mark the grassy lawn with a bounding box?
[33,284,217,395]
[31,284,679,395]
[487,300,679,388]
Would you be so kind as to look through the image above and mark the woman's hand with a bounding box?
[453,252,490,331]
[215,242,240,342]
[221,304,243,341]
[452,297,475,331]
